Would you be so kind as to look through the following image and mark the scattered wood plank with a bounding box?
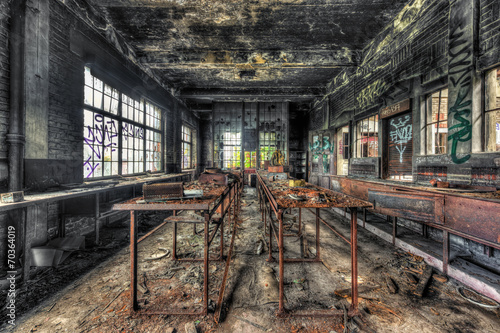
[102,288,125,312]
[385,275,398,294]
[413,265,433,297]
[432,274,448,283]
[77,305,99,327]
[406,267,424,275]
[405,271,418,284]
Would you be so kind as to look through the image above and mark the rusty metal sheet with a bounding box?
[444,195,500,245]
[368,189,444,224]
[199,173,228,185]
[143,182,183,199]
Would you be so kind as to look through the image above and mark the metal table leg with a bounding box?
[130,210,138,311]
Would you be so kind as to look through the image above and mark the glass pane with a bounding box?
[485,110,500,152]
[103,95,111,112]
[84,86,93,106]
[93,91,103,109]
[84,67,93,87]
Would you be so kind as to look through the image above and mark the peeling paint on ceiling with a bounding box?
[88,0,411,103]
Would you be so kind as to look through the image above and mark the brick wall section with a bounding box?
[0,0,201,273]
[200,114,213,170]
[0,0,10,189]
[479,0,500,69]
[49,1,83,163]
[317,0,450,127]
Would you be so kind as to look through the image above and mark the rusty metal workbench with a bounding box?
[330,175,500,275]
[256,171,372,317]
[113,178,242,317]
[1,173,191,283]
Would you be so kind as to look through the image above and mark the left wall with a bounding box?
[0,0,199,277]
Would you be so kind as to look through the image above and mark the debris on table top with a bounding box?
[120,181,228,205]
[258,174,371,208]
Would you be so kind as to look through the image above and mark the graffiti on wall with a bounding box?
[447,0,473,164]
[357,79,388,109]
[309,131,334,175]
[389,115,412,163]
[83,114,118,178]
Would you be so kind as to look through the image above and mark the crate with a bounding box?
[1,191,24,203]
[268,166,284,173]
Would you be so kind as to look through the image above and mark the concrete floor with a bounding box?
[4,186,500,332]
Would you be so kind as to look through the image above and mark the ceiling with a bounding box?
[91,0,411,107]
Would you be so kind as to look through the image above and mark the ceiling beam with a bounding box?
[180,87,323,102]
[140,49,358,68]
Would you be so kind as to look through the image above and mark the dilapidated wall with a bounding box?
[309,0,500,186]
[0,0,10,191]
[0,0,199,277]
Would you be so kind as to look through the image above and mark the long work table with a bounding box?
[2,173,191,282]
[257,171,372,317]
[113,176,242,317]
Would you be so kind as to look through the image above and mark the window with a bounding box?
[182,125,193,169]
[355,115,379,158]
[145,102,162,172]
[259,103,288,168]
[425,88,448,155]
[485,67,500,152]
[83,67,162,179]
[336,126,349,176]
[221,132,241,169]
[214,106,242,169]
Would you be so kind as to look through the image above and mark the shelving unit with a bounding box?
[289,150,307,179]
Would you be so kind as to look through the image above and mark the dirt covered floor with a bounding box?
[3,187,500,332]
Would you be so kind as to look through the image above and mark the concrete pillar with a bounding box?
[446,0,477,164]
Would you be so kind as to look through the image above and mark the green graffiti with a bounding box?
[448,88,471,164]
[322,154,330,173]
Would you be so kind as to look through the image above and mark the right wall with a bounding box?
[309,0,500,187]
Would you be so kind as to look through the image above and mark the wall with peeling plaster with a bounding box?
[309,0,500,186]
[0,0,200,275]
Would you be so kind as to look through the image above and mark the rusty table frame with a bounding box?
[256,172,371,317]
[113,179,241,316]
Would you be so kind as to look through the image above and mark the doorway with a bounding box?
[336,125,349,176]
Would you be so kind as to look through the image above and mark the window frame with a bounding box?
[424,87,448,156]
[484,67,500,152]
[83,66,163,179]
[181,124,194,170]
[355,115,379,158]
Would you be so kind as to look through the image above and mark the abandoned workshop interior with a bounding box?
[1,0,500,332]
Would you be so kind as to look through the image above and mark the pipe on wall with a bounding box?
[7,0,26,191]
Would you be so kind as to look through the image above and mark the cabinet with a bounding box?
[289,150,307,179]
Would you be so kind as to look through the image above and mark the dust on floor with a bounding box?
[4,187,500,332]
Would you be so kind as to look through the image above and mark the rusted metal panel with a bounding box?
[368,189,444,224]
[143,182,183,199]
[198,173,228,185]
[331,176,500,248]
[444,196,500,245]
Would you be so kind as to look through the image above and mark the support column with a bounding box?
[447,0,477,165]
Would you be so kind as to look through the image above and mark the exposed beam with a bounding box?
[180,87,322,102]
[140,50,358,68]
